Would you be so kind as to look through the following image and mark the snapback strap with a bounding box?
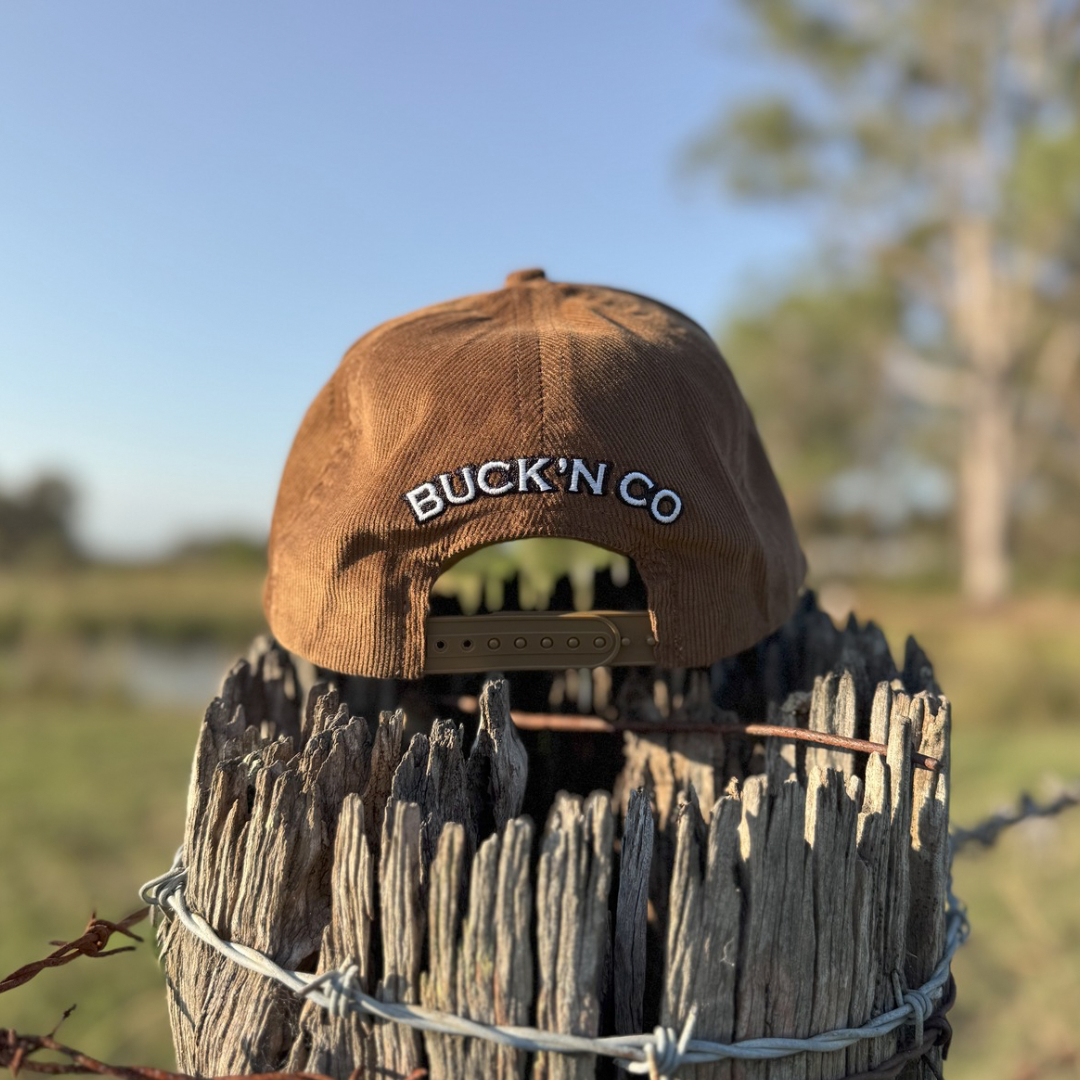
[423,611,656,674]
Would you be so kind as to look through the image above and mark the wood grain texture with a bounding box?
[614,787,653,1036]
[901,693,950,1080]
[488,817,536,1077]
[763,777,816,1080]
[804,770,859,1080]
[466,676,529,840]
[163,653,370,1077]
[375,800,425,1076]
[662,787,743,1080]
[533,791,613,1080]
[287,793,375,1077]
[663,786,708,1034]
[694,792,743,1080]
[465,818,535,1078]
[419,814,537,1080]
[733,775,770,1080]
[848,750,891,1077]
[420,822,467,1080]
[878,709,914,1067]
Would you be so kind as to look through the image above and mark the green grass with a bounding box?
[0,693,197,1069]
[950,815,1080,1079]
[0,562,268,647]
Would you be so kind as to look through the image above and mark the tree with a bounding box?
[690,0,1080,602]
[0,473,82,566]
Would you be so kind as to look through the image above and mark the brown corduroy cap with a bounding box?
[264,269,806,679]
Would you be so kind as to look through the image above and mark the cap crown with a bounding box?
[265,270,806,678]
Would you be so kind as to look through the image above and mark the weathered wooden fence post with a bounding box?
[157,592,951,1079]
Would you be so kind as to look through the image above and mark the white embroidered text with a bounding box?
[403,456,683,525]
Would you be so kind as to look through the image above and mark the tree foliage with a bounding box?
[721,276,899,515]
[693,0,1080,596]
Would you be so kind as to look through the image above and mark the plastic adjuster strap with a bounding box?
[423,611,657,674]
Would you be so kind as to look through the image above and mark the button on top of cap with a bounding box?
[505,268,547,286]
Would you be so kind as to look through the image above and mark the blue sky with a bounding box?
[0,1,811,558]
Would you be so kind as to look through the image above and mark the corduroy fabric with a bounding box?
[264,270,806,679]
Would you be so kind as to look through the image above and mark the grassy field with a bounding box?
[1,563,1078,1077]
[0,561,268,648]
[0,693,196,1067]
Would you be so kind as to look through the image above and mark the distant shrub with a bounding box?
[0,473,83,567]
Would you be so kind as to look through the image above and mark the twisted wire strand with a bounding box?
[141,850,968,1079]
[949,782,1080,852]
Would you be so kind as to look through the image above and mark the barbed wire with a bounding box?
[144,778,1080,1080]
[5,785,1070,1080]
[141,848,966,1079]
[139,783,1080,1078]
[0,911,148,996]
[0,1027,426,1080]
[950,781,1080,852]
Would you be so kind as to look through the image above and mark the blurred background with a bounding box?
[2,2,1079,1076]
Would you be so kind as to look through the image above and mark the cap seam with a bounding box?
[266,379,353,620]
[657,546,680,660]
[528,280,546,446]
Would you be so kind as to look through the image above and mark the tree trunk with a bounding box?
[952,215,1014,604]
[958,370,1012,604]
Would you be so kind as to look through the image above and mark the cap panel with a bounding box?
[545,282,806,639]
[347,289,548,511]
[263,372,354,622]
[536,281,770,593]
[267,283,547,676]
[348,301,523,458]
[515,278,546,443]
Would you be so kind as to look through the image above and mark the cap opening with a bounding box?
[431,538,641,616]
[304,537,695,817]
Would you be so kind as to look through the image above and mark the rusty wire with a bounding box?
[0,911,149,996]
[950,782,1080,852]
[0,1029,426,1080]
[499,709,943,770]
[0,909,427,1080]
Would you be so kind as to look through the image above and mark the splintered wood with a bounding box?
[160,596,951,1080]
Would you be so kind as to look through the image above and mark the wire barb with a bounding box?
[628,1008,698,1080]
[950,782,1080,852]
[1,911,148,997]
[300,964,363,1020]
